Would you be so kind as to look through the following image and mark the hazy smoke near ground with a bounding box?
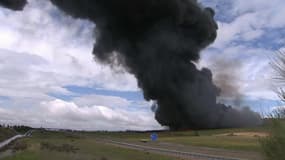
[51,0,261,130]
[0,0,27,11]
[210,58,244,106]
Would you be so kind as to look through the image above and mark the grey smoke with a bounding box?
[210,58,244,106]
[49,0,261,130]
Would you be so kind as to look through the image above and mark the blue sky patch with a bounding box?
[64,85,145,101]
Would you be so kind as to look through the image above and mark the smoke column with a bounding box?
[50,0,261,130]
[0,0,27,11]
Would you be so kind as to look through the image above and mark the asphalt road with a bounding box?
[104,140,261,160]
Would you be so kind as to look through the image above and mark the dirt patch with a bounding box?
[215,132,268,138]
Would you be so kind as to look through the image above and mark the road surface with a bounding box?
[103,140,262,160]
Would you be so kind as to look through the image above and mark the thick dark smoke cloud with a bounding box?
[0,0,27,11]
[51,0,261,130]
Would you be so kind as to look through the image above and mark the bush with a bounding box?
[267,42,285,160]
[260,119,285,160]
[11,141,28,152]
[40,142,79,153]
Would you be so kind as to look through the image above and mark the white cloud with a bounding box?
[73,94,131,109]
[214,12,266,48]
[242,29,264,41]
[201,44,278,101]
[203,0,285,49]
[0,0,138,92]
[0,99,161,131]
[199,0,284,102]
[0,0,144,130]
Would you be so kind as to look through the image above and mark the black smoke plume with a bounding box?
[51,0,261,130]
[0,0,27,11]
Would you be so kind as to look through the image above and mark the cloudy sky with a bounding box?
[0,0,284,130]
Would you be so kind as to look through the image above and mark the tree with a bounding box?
[260,50,285,160]
[272,50,285,102]
[260,112,285,160]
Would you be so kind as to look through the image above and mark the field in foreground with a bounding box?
[87,127,267,151]
[0,131,174,160]
[0,127,267,160]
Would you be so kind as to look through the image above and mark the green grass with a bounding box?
[260,119,285,160]
[1,127,266,160]
[159,135,261,151]
[0,128,17,142]
[82,127,265,151]
[1,131,176,160]
[83,126,266,138]
[161,128,265,151]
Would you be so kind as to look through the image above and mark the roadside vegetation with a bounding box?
[0,127,17,142]
[82,127,266,151]
[12,126,32,135]
[0,125,32,142]
[260,50,285,160]
[260,118,285,160]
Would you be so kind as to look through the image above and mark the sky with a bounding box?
[0,0,284,130]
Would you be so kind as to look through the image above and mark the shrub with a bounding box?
[260,119,285,160]
[40,142,79,153]
[12,141,28,152]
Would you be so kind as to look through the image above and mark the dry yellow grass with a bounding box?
[215,132,268,138]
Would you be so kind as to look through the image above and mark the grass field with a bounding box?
[0,131,175,160]
[0,128,17,142]
[83,127,267,151]
[158,135,261,151]
[0,127,269,160]
[155,128,265,151]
